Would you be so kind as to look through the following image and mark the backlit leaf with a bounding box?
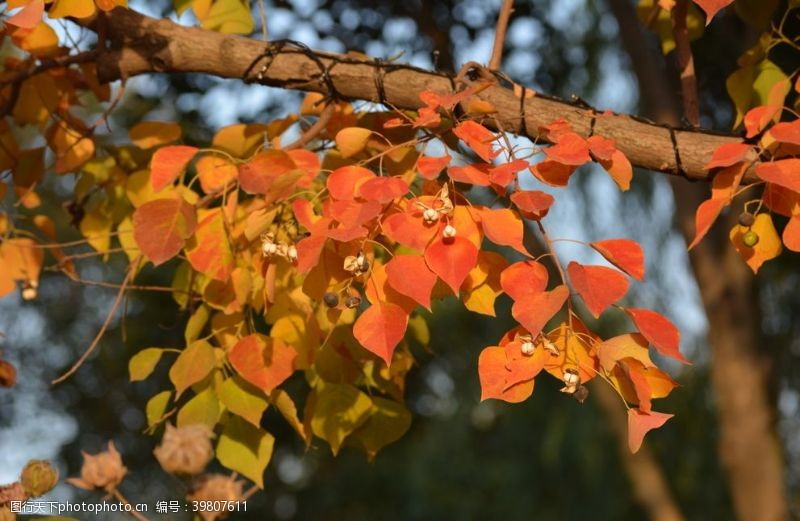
[452,120,499,162]
[625,308,689,364]
[729,212,782,273]
[177,386,220,428]
[351,397,412,460]
[567,262,629,318]
[132,197,197,265]
[510,285,569,339]
[756,159,800,193]
[309,383,373,455]
[627,409,673,453]
[169,340,216,398]
[229,334,297,393]
[597,333,653,373]
[692,0,733,24]
[129,121,182,149]
[150,145,198,192]
[186,209,234,281]
[218,376,269,427]
[336,127,372,158]
[129,348,164,382]
[200,0,255,34]
[590,239,645,281]
[478,346,534,403]
[703,143,752,169]
[510,190,554,220]
[544,132,590,165]
[216,415,274,488]
[477,207,528,256]
[385,255,437,310]
[353,303,409,366]
[424,236,479,294]
[500,261,548,301]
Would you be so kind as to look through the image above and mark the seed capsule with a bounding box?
[742,230,759,247]
[345,295,362,309]
[572,385,589,404]
[520,341,535,356]
[261,241,277,257]
[323,292,340,308]
[442,224,457,239]
[560,368,581,394]
[286,245,298,263]
[423,207,439,223]
[738,212,755,227]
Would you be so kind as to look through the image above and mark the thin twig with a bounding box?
[489,0,514,70]
[257,0,269,42]
[671,0,700,126]
[284,103,335,150]
[52,258,138,385]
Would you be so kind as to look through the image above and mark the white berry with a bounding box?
[443,224,457,238]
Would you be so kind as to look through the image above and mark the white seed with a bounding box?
[443,224,457,238]
[423,207,439,223]
[261,241,278,257]
[21,284,37,301]
[286,245,298,263]
[563,369,580,387]
[520,341,535,356]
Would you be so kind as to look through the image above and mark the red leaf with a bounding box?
[295,235,327,274]
[229,334,296,393]
[326,165,375,200]
[623,360,653,413]
[238,150,296,194]
[529,161,577,187]
[703,143,751,170]
[500,261,548,301]
[624,307,689,364]
[424,236,479,294]
[597,150,633,191]
[744,105,780,138]
[692,0,734,25]
[417,155,451,180]
[567,262,629,318]
[769,120,800,146]
[447,164,491,186]
[784,215,800,252]
[477,207,529,256]
[587,135,616,161]
[590,239,645,281]
[688,162,747,249]
[488,160,528,187]
[385,255,437,310]
[186,209,234,281]
[510,190,554,220]
[382,211,438,252]
[627,409,673,453]
[132,197,197,265]
[597,333,653,373]
[511,285,569,338]
[756,159,800,193]
[478,346,534,403]
[7,0,44,28]
[353,303,409,366]
[453,121,499,163]
[150,146,199,192]
[358,176,408,203]
[544,132,590,165]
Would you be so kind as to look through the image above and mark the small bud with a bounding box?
[442,224,457,239]
[20,460,58,497]
[520,341,535,356]
[572,385,589,403]
[423,207,439,223]
[323,292,340,308]
[286,244,298,263]
[345,295,362,309]
[742,230,759,247]
[738,212,755,227]
[153,424,214,476]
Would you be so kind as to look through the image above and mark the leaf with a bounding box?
[769,120,800,146]
[500,260,548,301]
[216,416,274,488]
[385,255,437,310]
[627,409,673,453]
[357,176,408,203]
[186,209,234,281]
[590,239,645,281]
[218,377,269,427]
[48,120,95,173]
[452,120,499,162]
[177,387,221,428]
[150,145,198,192]
[727,59,788,128]
[129,121,182,149]
[597,150,633,191]
[597,333,653,373]
[353,303,409,366]
[309,383,374,455]
[7,0,44,28]
[625,308,689,364]
[169,340,216,398]
[478,346,534,403]
[417,154,451,179]
[200,0,255,34]
[229,334,297,393]
[703,143,752,169]
[756,159,800,193]
[784,215,800,252]
[447,164,491,186]
[544,132,590,165]
[689,162,747,249]
[145,391,172,428]
[128,348,164,382]
[237,149,296,194]
[511,285,569,338]
[132,197,197,265]
[692,0,733,24]
[326,165,375,200]
[529,160,577,187]
[510,190,554,220]
[351,397,412,460]
[336,127,372,158]
[271,389,308,442]
[567,262,630,318]
[729,212,782,273]
[424,236,479,294]
[49,0,96,18]
[477,208,528,256]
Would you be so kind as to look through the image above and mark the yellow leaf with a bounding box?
[729,213,782,273]
[351,397,411,460]
[212,123,269,158]
[145,391,173,429]
[463,283,499,316]
[195,155,237,193]
[218,376,269,427]
[169,340,216,398]
[200,0,254,35]
[49,0,96,19]
[727,59,789,129]
[177,386,221,428]
[129,348,164,382]
[11,21,60,57]
[94,0,127,11]
[216,415,274,488]
[79,203,112,255]
[117,217,141,263]
[335,127,372,158]
[47,120,95,173]
[309,382,373,455]
[129,121,182,149]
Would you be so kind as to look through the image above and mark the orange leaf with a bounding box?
[447,164,491,186]
[196,155,238,194]
[625,308,689,364]
[478,346,534,403]
[150,145,198,192]
[7,0,44,28]
[385,255,437,310]
[382,211,438,252]
[510,285,569,338]
[326,165,375,200]
[529,161,576,187]
[627,409,673,453]
[622,360,653,413]
[129,121,182,149]
[453,120,499,163]
[756,159,800,193]
[692,0,733,24]
[703,143,751,170]
[488,160,528,187]
[744,105,780,139]
[477,207,528,256]
[238,149,296,194]
[783,215,800,252]
[587,135,616,161]
[688,162,747,249]
[590,239,645,281]
[335,127,372,158]
[500,260,548,301]
[769,120,800,146]
[510,190,554,220]
[229,334,296,393]
[417,154,451,180]
[186,209,234,281]
[567,262,629,318]
[597,333,654,373]
[597,150,633,191]
[729,212,782,273]
[544,132,590,165]
[424,236,479,294]
[132,197,197,265]
[357,176,408,203]
[353,303,409,366]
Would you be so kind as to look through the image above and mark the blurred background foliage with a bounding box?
[1,0,799,519]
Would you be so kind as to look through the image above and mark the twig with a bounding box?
[257,0,268,42]
[671,0,700,126]
[109,487,149,521]
[52,258,138,385]
[284,103,335,150]
[489,0,514,70]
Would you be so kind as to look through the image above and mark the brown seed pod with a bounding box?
[345,295,362,309]
[323,292,340,308]
[572,385,590,404]
[738,212,755,227]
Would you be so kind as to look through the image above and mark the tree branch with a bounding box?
[489,0,514,70]
[671,0,700,126]
[86,7,757,183]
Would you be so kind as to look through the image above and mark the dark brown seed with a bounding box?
[323,292,339,308]
[738,212,755,227]
[572,385,589,404]
[345,295,362,309]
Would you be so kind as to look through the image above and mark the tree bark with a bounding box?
[607,1,788,519]
[78,7,761,183]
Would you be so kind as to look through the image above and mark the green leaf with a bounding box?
[177,386,221,428]
[216,416,274,488]
[351,397,412,460]
[169,340,216,397]
[218,376,269,428]
[146,391,173,428]
[727,59,789,128]
[309,383,374,455]
[407,314,430,345]
[184,304,210,344]
[129,348,164,382]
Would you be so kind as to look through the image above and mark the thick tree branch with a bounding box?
[88,7,759,183]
